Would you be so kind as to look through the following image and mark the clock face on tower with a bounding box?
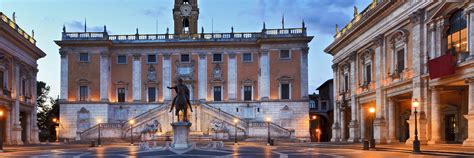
[180,4,192,16]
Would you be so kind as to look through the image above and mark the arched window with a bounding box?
[182,18,190,34]
[447,9,467,55]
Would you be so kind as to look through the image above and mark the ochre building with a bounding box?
[56,0,313,141]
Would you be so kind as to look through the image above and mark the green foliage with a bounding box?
[36,81,59,142]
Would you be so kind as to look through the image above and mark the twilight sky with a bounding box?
[0,0,371,98]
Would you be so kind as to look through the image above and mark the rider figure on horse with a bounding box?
[167,78,193,122]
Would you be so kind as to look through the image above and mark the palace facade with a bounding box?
[56,0,313,140]
[325,0,474,145]
[0,12,45,144]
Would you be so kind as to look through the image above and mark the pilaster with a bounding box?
[428,87,444,144]
[11,61,22,145]
[258,50,270,100]
[227,53,237,100]
[59,50,68,101]
[463,78,474,146]
[100,52,110,102]
[162,54,172,101]
[331,64,341,142]
[387,97,398,143]
[348,51,359,142]
[466,4,474,60]
[198,54,207,101]
[132,54,142,102]
[300,47,309,99]
[373,34,387,143]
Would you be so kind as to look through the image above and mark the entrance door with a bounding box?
[445,114,456,142]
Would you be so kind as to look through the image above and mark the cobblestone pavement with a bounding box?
[0,142,473,157]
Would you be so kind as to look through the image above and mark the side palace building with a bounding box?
[0,12,45,144]
[325,0,474,145]
[56,0,313,140]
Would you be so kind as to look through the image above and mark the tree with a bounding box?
[36,81,59,142]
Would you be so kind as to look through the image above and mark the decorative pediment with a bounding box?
[390,29,409,44]
[114,80,129,85]
[277,76,293,82]
[280,105,290,111]
[77,79,91,83]
[241,79,255,85]
[78,107,90,113]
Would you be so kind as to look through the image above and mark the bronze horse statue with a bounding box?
[167,78,193,122]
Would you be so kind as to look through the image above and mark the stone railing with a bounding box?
[62,28,307,42]
[79,123,123,139]
[0,12,36,45]
[248,121,294,138]
[200,102,248,133]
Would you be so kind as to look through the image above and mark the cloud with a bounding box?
[65,20,103,32]
[244,0,354,35]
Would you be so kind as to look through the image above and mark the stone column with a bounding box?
[132,54,142,102]
[429,22,437,59]
[348,52,359,142]
[100,52,110,102]
[4,109,11,144]
[387,98,398,143]
[407,10,428,145]
[198,54,207,101]
[428,87,443,144]
[331,64,341,142]
[360,106,367,141]
[466,4,474,60]
[30,71,40,144]
[341,108,347,142]
[435,18,445,57]
[162,54,172,101]
[300,47,309,99]
[11,61,22,145]
[463,78,474,146]
[258,50,270,100]
[227,53,237,100]
[373,34,387,143]
[59,50,68,101]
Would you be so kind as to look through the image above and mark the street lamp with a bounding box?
[369,107,376,149]
[412,99,421,153]
[52,118,59,142]
[129,119,135,146]
[266,117,272,146]
[312,115,317,120]
[0,110,4,152]
[97,119,102,147]
[233,119,239,145]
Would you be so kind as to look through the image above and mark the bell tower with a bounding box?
[173,0,199,35]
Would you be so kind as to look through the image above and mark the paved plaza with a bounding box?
[0,142,473,158]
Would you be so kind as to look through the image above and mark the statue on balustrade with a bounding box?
[168,78,193,122]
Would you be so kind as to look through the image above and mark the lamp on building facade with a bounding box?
[97,119,102,147]
[369,107,376,149]
[233,119,239,145]
[412,99,421,153]
[52,118,59,142]
[266,117,272,146]
[0,110,4,152]
[316,129,320,142]
[130,119,135,146]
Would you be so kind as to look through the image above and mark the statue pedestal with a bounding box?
[171,122,192,149]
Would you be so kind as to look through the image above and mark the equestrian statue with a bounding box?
[167,78,193,122]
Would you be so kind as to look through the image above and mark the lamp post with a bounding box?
[266,117,271,146]
[0,110,4,152]
[369,107,376,149]
[130,119,134,146]
[412,99,421,153]
[233,119,239,145]
[97,119,102,147]
[53,118,59,142]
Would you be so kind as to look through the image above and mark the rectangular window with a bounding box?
[22,79,26,96]
[213,86,222,101]
[148,87,156,102]
[79,86,88,101]
[79,53,89,62]
[213,53,222,62]
[117,88,126,103]
[147,54,157,63]
[117,55,127,64]
[344,74,349,92]
[181,54,190,62]
[281,84,290,100]
[366,64,372,83]
[397,49,405,73]
[244,86,252,101]
[0,71,3,90]
[242,53,252,62]
[280,50,290,59]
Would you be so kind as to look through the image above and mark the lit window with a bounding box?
[447,10,467,56]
